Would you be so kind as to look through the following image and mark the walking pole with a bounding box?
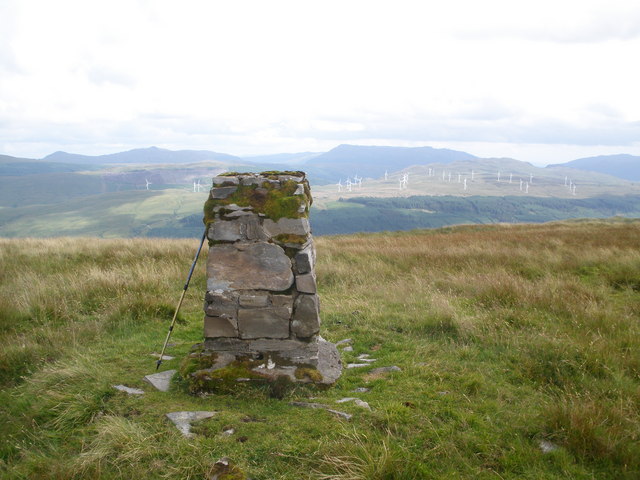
[156,228,207,370]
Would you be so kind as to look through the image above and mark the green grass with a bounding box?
[1,220,639,478]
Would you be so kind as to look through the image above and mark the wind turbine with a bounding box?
[458,173,461,183]
[193,181,197,193]
[196,179,202,192]
[529,173,533,184]
[384,170,388,181]
[337,179,342,192]
[497,171,501,182]
[519,179,523,191]
[509,173,513,184]
[471,170,475,181]
[346,178,352,192]
[525,182,529,194]
[463,178,467,190]
[145,179,151,190]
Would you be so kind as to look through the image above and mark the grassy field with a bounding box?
[0,220,639,479]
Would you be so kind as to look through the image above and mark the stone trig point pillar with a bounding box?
[181,171,341,392]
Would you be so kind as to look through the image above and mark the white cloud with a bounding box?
[1,0,639,163]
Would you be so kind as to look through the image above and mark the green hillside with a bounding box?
[1,220,638,478]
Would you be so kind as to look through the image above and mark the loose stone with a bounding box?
[150,353,175,361]
[166,411,217,437]
[347,363,370,369]
[539,440,559,453]
[113,384,145,395]
[143,369,176,392]
[353,387,371,393]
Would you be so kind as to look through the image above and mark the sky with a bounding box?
[1,0,639,165]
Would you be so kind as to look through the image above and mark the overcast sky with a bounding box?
[1,0,639,165]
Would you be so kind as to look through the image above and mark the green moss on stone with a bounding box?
[180,355,268,395]
[275,233,308,245]
[203,179,309,226]
[295,367,323,383]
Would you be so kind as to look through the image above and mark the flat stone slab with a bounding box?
[143,369,177,392]
[113,384,145,395]
[347,363,370,369]
[336,397,371,410]
[207,242,293,292]
[166,411,217,437]
[289,402,352,420]
[150,353,175,361]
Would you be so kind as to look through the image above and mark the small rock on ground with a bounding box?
[336,398,371,410]
[539,440,559,453]
[143,369,177,392]
[347,363,370,369]
[336,338,352,346]
[112,384,145,395]
[353,387,371,393]
[336,397,357,403]
[342,346,354,352]
[354,399,371,410]
[166,411,217,437]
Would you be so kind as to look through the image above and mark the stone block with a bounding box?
[212,176,239,186]
[292,294,320,338]
[204,315,238,338]
[238,215,268,241]
[294,183,305,195]
[204,291,237,305]
[239,293,270,308]
[204,302,236,318]
[224,210,254,218]
[240,176,264,186]
[294,245,315,274]
[271,294,293,309]
[207,243,293,291]
[262,217,311,237]
[237,306,291,339]
[209,220,242,242]
[211,186,238,199]
[295,272,317,294]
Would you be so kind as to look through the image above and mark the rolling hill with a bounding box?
[548,154,640,181]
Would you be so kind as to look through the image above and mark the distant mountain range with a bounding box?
[1,145,639,184]
[43,146,242,165]
[1,144,639,238]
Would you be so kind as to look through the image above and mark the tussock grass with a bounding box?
[1,220,639,478]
